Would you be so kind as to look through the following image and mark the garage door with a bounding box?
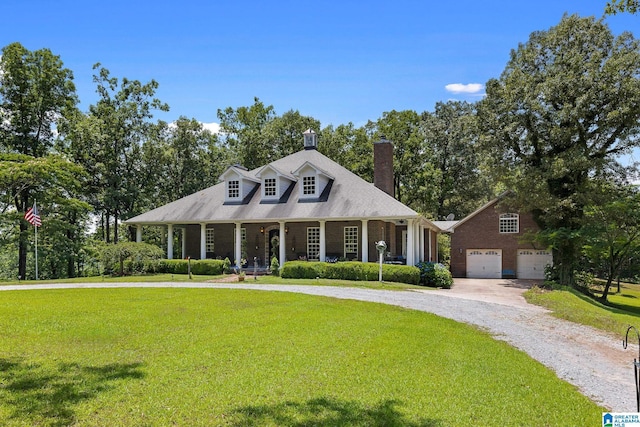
[466,249,502,278]
[517,250,553,279]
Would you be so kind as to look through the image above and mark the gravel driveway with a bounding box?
[0,280,635,411]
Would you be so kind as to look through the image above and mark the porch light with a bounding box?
[285,226,289,233]
[260,226,264,233]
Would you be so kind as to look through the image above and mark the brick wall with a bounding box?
[450,201,540,277]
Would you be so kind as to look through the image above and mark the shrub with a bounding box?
[270,257,280,277]
[222,257,232,274]
[99,242,163,276]
[417,262,453,288]
[280,260,419,285]
[190,260,225,275]
[281,261,324,279]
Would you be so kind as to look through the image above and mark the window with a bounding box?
[206,229,215,253]
[233,227,247,246]
[499,213,519,233]
[264,178,277,197]
[303,176,316,195]
[307,227,320,260]
[344,226,358,256]
[228,180,240,198]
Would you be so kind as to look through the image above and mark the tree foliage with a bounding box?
[0,43,80,279]
[479,15,640,286]
[605,0,639,15]
[66,64,168,244]
[582,186,640,301]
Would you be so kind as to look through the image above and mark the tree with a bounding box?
[140,117,225,207]
[375,110,426,207]
[319,123,374,182]
[0,42,78,279]
[217,97,275,169]
[605,0,638,14]
[582,186,640,302]
[421,101,491,219]
[478,15,640,286]
[0,154,90,279]
[69,64,168,244]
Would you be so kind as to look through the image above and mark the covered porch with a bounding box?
[134,217,440,268]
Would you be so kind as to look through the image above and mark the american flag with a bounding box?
[24,202,42,227]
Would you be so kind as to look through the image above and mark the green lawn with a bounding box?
[0,288,602,426]
[0,273,423,290]
[524,282,640,337]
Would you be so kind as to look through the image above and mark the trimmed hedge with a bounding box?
[280,261,420,285]
[117,259,225,276]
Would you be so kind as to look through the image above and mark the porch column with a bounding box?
[235,222,242,267]
[428,228,433,262]
[181,227,186,259]
[319,220,326,262]
[406,219,415,266]
[361,219,369,263]
[136,225,142,243]
[167,224,174,260]
[279,221,286,267]
[200,223,207,259]
[419,224,424,263]
[415,221,421,265]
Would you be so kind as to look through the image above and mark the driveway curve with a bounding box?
[0,280,634,412]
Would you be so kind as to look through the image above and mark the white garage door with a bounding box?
[517,250,553,279]
[466,249,502,278]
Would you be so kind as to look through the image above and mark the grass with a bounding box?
[524,282,640,336]
[0,288,602,426]
[0,273,424,291]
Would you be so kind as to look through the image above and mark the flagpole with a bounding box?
[34,222,38,281]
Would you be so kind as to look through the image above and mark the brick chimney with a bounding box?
[374,135,394,197]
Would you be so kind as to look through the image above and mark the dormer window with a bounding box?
[264,178,277,196]
[303,176,316,195]
[219,165,260,204]
[292,161,334,202]
[228,180,240,199]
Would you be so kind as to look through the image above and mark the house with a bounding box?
[443,196,552,279]
[125,130,441,268]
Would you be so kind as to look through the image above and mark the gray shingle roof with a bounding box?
[126,149,437,229]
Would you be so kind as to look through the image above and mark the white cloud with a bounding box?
[445,83,484,94]
[201,122,220,134]
[167,121,220,134]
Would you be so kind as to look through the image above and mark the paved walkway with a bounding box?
[0,281,635,411]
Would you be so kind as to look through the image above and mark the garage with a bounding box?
[517,249,553,279]
[466,249,502,278]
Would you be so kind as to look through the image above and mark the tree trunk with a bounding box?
[18,221,28,280]
[114,210,119,244]
[105,210,111,243]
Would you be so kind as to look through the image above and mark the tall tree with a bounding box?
[421,101,491,219]
[478,15,640,286]
[70,64,168,243]
[319,123,374,182]
[217,97,275,169]
[582,185,640,302]
[375,110,425,207]
[0,42,78,279]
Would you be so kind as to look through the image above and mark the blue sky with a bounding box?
[2,1,638,130]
